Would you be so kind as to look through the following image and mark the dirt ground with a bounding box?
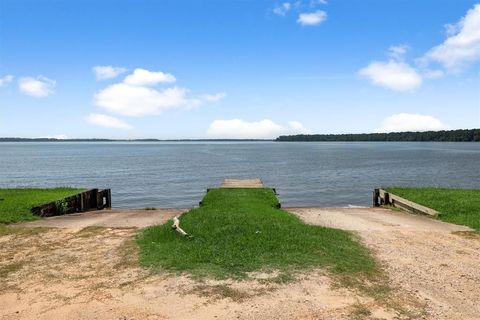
[17,208,185,229]
[1,207,479,319]
[289,207,480,320]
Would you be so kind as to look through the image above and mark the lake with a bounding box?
[0,142,479,208]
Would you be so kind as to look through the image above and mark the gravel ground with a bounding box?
[288,207,480,320]
[1,207,478,319]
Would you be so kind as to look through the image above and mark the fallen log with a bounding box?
[172,216,192,238]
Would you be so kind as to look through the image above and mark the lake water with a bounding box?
[1,142,479,208]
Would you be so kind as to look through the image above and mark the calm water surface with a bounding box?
[1,142,479,208]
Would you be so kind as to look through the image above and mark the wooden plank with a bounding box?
[31,188,111,217]
[376,188,438,216]
[220,179,264,188]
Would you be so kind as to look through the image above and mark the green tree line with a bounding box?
[276,129,480,142]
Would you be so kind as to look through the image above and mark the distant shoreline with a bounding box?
[276,128,479,142]
[1,128,479,142]
[0,138,273,142]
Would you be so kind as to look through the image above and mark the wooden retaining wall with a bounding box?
[31,189,111,217]
[373,188,438,216]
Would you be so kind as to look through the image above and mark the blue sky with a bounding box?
[0,0,479,139]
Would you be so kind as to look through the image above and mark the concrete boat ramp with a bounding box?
[17,179,470,233]
[9,179,479,319]
[18,208,185,229]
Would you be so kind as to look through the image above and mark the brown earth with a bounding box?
[288,207,480,320]
[1,207,478,319]
[16,208,185,229]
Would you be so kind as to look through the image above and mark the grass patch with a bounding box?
[385,187,480,230]
[74,226,106,238]
[0,262,25,279]
[115,237,140,269]
[187,284,252,302]
[0,188,84,223]
[347,303,372,320]
[137,188,377,282]
[0,224,50,236]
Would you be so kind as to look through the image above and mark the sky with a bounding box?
[0,0,479,139]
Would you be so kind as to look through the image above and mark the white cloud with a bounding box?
[297,10,327,26]
[18,76,56,97]
[273,2,291,16]
[0,74,13,86]
[376,113,449,133]
[308,0,328,5]
[388,44,408,60]
[93,66,127,80]
[94,68,223,117]
[87,113,133,129]
[95,84,193,117]
[123,68,176,86]
[288,121,311,134]
[199,92,226,102]
[359,60,422,91]
[422,4,480,71]
[206,119,310,139]
[38,134,68,140]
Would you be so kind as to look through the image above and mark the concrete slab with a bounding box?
[16,208,186,229]
[286,207,472,232]
[220,178,264,188]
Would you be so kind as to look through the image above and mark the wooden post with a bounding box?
[79,193,84,212]
[373,188,380,206]
[97,191,103,209]
[384,192,390,205]
[90,189,98,210]
[105,189,112,208]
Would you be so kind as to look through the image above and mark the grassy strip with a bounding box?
[137,188,377,281]
[0,188,84,223]
[385,187,480,231]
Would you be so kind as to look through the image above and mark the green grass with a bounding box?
[0,188,84,223]
[385,187,480,231]
[137,188,377,281]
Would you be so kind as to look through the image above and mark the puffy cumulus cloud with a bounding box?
[206,119,310,139]
[93,66,127,80]
[94,84,192,117]
[86,113,133,129]
[198,92,226,102]
[273,2,291,16]
[18,76,56,97]
[297,10,327,26]
[376,113,449,133]
[360,5,480,91]
[422,4,480,71]
[359,60,422,91]
[94,68,224,117]
[0,74,14,86]
[123,68,176,86]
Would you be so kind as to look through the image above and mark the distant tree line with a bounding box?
[276,129,480,142]
[0,138,271,142]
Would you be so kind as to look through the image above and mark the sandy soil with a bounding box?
[1,207,478,319]
[0,226,405,320]
[17,208,185,229]
[288,207,480,320]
